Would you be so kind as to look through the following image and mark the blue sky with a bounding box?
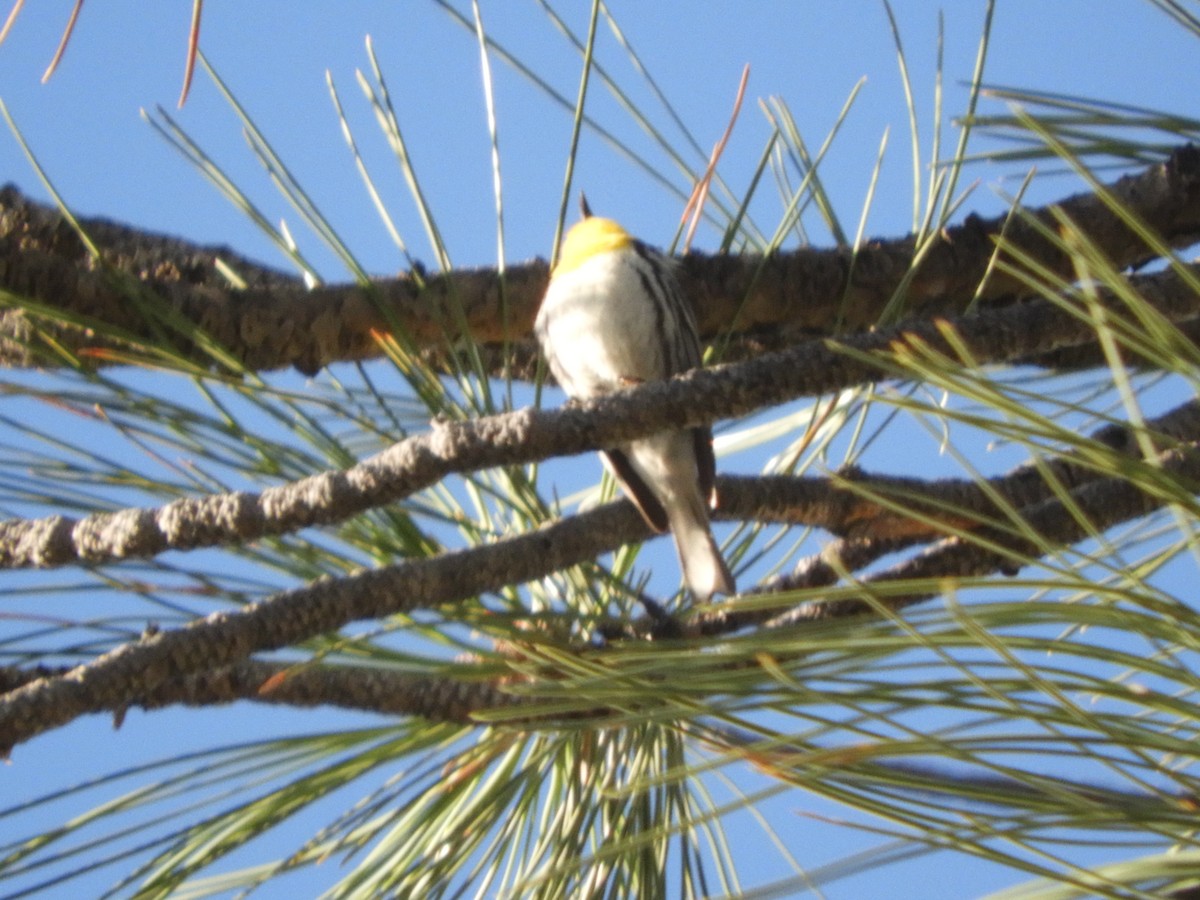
[1,2,1198,897]
[1,2,1194,274]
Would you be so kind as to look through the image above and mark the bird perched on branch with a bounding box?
[535,199,735,601]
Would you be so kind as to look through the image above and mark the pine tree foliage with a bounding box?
[1,2,1200,897]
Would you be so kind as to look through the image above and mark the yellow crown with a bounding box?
[553,217,632,278]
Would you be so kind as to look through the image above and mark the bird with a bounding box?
[535,201,735,601]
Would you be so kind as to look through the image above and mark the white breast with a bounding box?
[536,251,667,398]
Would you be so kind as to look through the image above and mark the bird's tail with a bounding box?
[667,495,735,602]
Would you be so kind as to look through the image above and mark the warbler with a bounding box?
[535,203,736,601]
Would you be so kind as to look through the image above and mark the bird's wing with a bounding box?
[601,448,670,532]
[692,426,717,508]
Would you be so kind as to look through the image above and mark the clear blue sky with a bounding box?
[1,3,1197,897]
[2,2,1194,273]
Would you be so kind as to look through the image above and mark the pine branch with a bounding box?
[767,437,1199,626]
[650,432,1199,640]
[5,394,1200,753]
[3,148,1200,762]
[3,261,1198,570]
[625,396,1200,638]
[737,397,1200,541]
[1,144,1199,374]
[0,494,644,756]
[0,658,533,723]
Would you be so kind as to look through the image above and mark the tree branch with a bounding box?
[4,149,1200,753]
[6,393,1200,753]
[0,496,650,756]
[735,395,1200,541]
[619,396,1200,638]
[762,439,1200,628]
[3,261,1198,570]
[2,145,1199,374]
[715,439,1200,634]
[0,659,535,724]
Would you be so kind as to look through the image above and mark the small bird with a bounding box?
[535,203,735,601]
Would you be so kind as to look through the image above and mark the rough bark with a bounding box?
[4,149,1200,751]
[1,145,1198,375]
